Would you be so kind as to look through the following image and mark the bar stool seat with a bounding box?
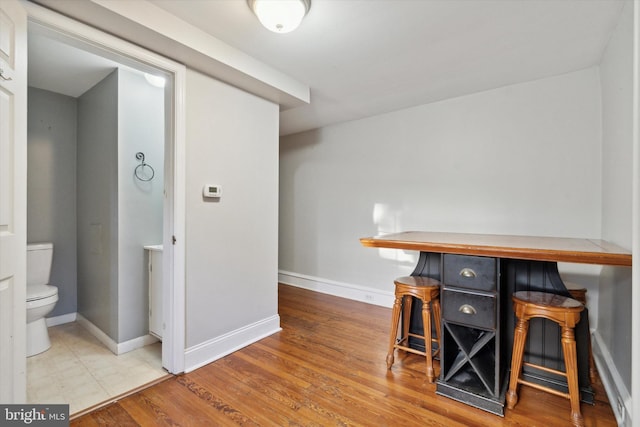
[506,291,585,427]
[386,276,441,382]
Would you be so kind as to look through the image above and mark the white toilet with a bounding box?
[26,242,59,357]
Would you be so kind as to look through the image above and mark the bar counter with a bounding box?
[360,231,632,266]
[360,231,631,415]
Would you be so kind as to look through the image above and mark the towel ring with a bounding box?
[134,152,155,182]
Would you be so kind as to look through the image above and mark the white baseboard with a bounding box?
[76,313,159,356]
[592,330,631,426]
[118,334,160,354]
[184,314,281,373]
[278,270,394,308]
[46,312,76,327]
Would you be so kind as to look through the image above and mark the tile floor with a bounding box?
[27,322,169,415]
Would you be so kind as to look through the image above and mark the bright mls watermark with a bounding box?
[1,405,69,426]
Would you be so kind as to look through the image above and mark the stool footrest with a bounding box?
[406,333,439,344]
[523,361,567,379]
[517,378,570,400]
[395,344,427,357]
[395,337,439,356]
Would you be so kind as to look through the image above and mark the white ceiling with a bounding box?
[28,0,625,136]
[28,30,121,98]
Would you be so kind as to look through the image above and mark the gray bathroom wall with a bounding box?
[117,69,164,342]
[27,87,78,317]
[77,70,119,340]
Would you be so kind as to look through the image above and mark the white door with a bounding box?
[0,0,27,403]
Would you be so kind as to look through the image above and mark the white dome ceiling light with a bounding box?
[144,73,166,88]
[248,0,311,34]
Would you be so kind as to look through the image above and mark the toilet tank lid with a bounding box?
[27,242,53,251]
[27,284,57,301]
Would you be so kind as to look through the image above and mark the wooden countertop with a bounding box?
[360,231,632,266]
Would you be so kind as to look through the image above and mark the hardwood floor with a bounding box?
[72,284,617,426]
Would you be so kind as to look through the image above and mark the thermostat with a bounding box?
[203,184,222,198]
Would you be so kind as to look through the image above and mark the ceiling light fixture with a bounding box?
[248,0,311,34]
[144,73,166,88]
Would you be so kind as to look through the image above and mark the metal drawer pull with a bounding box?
[458,304,477,315]
[459,268,477,278]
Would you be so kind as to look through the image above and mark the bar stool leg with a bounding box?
[421,299,435,382]
[432,299,441,359]
[588,335,597,385]
[567,286,598,385]
[561,325,585,427]
[506,317,529,409]
[402,296,413,352]
[386,295,403,369]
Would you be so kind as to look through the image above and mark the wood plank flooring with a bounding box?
[71,284,617,426]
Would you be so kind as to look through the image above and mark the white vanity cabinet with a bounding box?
[144,245,163,339]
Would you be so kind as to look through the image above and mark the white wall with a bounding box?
[118,68,164,342]
[601,4,634,250]
[183,69,280,371]
[598,1,634,424]
[280,68,603,305]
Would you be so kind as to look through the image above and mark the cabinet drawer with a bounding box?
[443,254,497,291]
[442,289,496,329]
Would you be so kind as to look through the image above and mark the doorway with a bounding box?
[25,4,185,414]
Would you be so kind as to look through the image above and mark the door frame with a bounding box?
[632,0,640,422]
[0,0,28,403]
[25,2,186,374]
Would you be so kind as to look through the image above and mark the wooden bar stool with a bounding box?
[506,291,585,427]
[386,276,441,382]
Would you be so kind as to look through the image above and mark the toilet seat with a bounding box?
[26,284,58,324]
[27,284,58,301]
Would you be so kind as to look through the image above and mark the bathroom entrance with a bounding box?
[28,59,165,346]
[24,6,185,413]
